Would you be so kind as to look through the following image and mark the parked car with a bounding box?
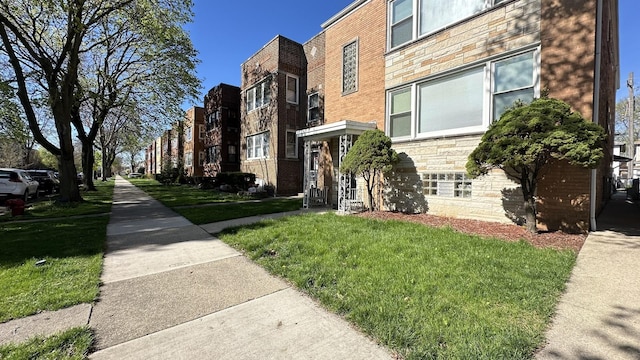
[27,169,60,194]
[128,172,142,178]
[0,168,39,201]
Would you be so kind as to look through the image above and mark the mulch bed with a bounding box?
[356,211,586,252]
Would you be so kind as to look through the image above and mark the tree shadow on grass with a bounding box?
[0,217,107,269]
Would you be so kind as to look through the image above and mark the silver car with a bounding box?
[0,168,39,201]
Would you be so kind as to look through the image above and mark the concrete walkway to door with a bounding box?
[536,190,640,360]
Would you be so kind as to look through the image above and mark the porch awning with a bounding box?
[614,155,633,163]
[296,120,377,141]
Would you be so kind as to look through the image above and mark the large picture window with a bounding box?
[246,132,270,160]
[418,67,484,134]
[388,50,538,139]
[389,0,509,49]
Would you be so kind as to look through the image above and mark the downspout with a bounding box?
[591,0,604,231]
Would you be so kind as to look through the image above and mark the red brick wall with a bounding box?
[240,36,305,195]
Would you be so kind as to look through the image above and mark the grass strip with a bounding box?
[0,217,107,323]
[0,327,92,360]
[219,213,576,360]
[127,178,248,207]
[175,198,303,224]
[0,179,114,222]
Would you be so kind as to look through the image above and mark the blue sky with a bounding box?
[184,0,638,109]
[183,0,353,107]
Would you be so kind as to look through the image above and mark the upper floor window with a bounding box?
[185,151,193,167]
[198,125,205,140]
[342,40,358,94]
[185,126,192,142]
[387,49,539,140]
[246,80,271,112]
[308,92,320,123]
[389,0,509,50]
[391,0,413,48]
[286,75,299,104]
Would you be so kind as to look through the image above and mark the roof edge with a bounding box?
[321,0,370,30]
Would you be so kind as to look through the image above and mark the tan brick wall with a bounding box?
[381,0,617,232]
[324,0,386,130]
[389,136,524,224]
[386,0,541,87]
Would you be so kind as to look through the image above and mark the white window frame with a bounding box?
[185,151,193,167]
[286,130,298,158]
[308,92,320,123]
[286,74,299,104]
[246,79,271,112]
[387,0,512,51]
[386,48,539,140]
[185,126,193,142]
[246,131,270,160]
[342,39,359,95]
[198,125,206,140]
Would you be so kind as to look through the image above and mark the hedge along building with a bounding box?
[298,0,618,232]
[240,36,306,195]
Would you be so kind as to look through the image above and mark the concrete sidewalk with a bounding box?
[536,190,640,360]
[3,179,640,359]
[88,176,393,359]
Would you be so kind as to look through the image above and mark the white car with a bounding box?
[0,168,39,201]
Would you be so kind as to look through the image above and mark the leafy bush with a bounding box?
[215,172,255,191]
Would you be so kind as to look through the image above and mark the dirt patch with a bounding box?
[356,211,586,252]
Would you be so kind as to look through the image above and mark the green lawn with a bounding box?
[0,180,114,222]
[127,178,249,207]
[219,213,576,360]
[0,181,113,322]
[0,327,92,360]
[176,198,303,224]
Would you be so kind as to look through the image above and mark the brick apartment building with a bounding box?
[203,83,241,177]
[296,0,619,232]
[183,106,205,177]
[240,35,306,195]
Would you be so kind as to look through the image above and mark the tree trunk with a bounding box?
[524,196,537,234]
[520,173,538,234]
[81,140,97,190]
[56,122,82,203]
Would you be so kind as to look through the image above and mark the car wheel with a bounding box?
[23,190,28,202]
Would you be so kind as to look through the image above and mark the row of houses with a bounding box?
[146,0,619,233]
